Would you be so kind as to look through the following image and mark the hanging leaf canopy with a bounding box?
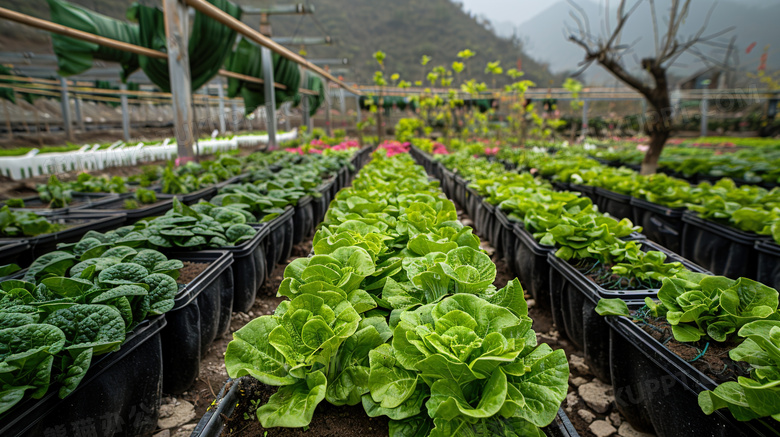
[0,66,41,104]
[293,70,325,117]
[126,0,242,92]
[224,38,301,113]
[47,0,141,82]
[43,0,328,117]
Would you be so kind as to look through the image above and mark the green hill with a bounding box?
[0,0,560,86]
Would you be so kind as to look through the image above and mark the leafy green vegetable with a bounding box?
[366,294,568,435]
[699,320,780,422]
[0,206,62,237]
[37,175,72,208]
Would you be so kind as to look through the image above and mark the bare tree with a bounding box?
[567,0,732,174]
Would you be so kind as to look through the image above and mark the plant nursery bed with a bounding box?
[220,377,389,437]
[177,261,210,285]
[608,313,780,437]
[633,314,747,384]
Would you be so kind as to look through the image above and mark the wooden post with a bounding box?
[120,83,130,141]
[163,0,196,163]
[325,81,333,137]
[216,79,226,134]
[59,76,73,141]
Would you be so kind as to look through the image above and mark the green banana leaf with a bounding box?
[0,65,40,104]
[224,37,302,114]
[127,0,241,92]
[47,0,140,81]
[293,70,325,117]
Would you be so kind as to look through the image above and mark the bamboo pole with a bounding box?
[185,0,361,96]
[0,7,167,59]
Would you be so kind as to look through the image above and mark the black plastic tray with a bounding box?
[0,213,126,265]
[214,222,271,314]
[494,206,516,273]
[607,310,780,437]
[160,250,234,394]
[190,377,581,437]
[0,316,167,437]
[548,240,708,383]
[313,179,335,227]
[631,197,685,254]
[756,239,780,292]
[292,195,314,245]
[1,192,120,216]
[681,211,761,279]
[595,187,634,222]
[179,186,218,205]
[262,206,294,275]
[454,174,468,208]
[569,183,599,203]
[465,186,481,220]
[513,223,556,309]
[479,199,504,258]
[0,241,31,267]
[76,193,176,224]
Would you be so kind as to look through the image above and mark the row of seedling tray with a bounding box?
[410,146,779,437]
[0,146,375,437]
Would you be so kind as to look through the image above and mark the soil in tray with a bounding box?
[221,377,389,437]
[633,313,750,384]
[569,258,662,291]
[177,261,210,286]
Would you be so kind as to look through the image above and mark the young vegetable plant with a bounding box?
[0,245,181,413]
[224,151,569,436]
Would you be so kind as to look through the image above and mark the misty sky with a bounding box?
[458,0,550,24]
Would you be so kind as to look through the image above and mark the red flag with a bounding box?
[746,42,757,54]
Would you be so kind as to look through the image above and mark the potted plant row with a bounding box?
[192,150,577,437]
[596,273,780,437]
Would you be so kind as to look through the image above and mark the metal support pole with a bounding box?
[120,83,130,141]
[3,98,12,139]
[283,102,291,132]
[339,88,346,114]
[164,0,196,162]
[302,94,311,131]
[355,95,361,123]
[325,81,333,136]
[700,89,709,137]
[261,46,277,149]
[581,99,589,137]
[217,80,226,134]
[74,97,85,131]
[59,76,73,140]
[230,100,239,132]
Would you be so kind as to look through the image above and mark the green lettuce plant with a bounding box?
[225,246,388,427]
[699,320,780,422]
[364,293,568,437]
[595,272,780,343]
[0,206,61,237]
